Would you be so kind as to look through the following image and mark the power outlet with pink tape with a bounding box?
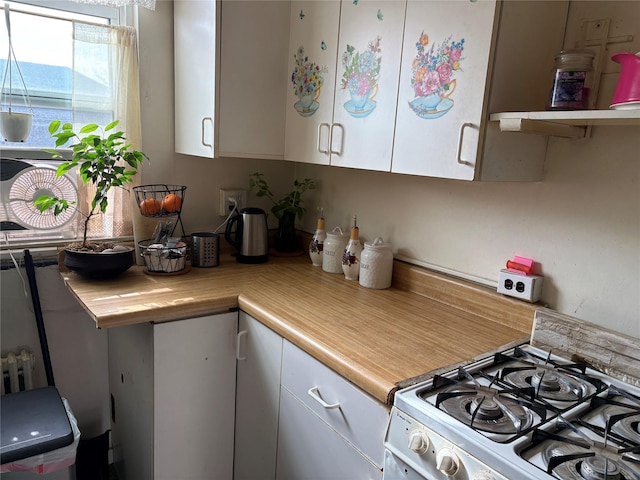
[497,256,543,302]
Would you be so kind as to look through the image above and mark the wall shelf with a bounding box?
[490,110,640,138]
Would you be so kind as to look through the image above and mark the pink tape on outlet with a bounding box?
[506,256,534,275]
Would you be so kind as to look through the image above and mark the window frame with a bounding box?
[1,1,136,250]
[1,0,124,159]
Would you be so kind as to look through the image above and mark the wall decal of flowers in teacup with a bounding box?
[341,35,382,118]
[409,33,465,119]
[291,46,328,117]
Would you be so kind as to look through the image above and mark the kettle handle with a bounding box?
[225,213,241,250]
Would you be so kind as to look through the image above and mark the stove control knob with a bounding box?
[472,471,495,480]
[407,429,430,455]
[436,448,460,476]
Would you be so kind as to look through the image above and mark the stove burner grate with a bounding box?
[502,366,599,403]
[527,421,640,480]
[582,395,640,446]
[429,371,548,440]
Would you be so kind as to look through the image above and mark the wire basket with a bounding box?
[138,239,187,273]
[134,184,186,217]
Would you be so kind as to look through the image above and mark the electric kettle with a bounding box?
[610,52,640,109]
[225,207,269,263]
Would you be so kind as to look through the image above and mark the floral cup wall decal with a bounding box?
[291,45,327,117]
[341,35,382,117]
[409,33,465,119]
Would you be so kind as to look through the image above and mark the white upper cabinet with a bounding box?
[174,0,217,158]
[284,1,406,172]
[330,0,406,171]
[392,0,497,180]
[218,1,290,159]
[174,1,289,159]
[284,1,341,166]
[392,0,573,181]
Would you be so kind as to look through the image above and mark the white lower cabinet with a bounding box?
[275,340,389,480]
[234,312,283,480]
[233,316,389,480]
[108,312,238,480]
[276,389,383,480]
[154,313,238,480]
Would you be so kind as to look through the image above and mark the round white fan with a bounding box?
[9,166,78,230]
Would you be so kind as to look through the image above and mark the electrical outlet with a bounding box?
[497,269,543,303]
[219,189,247,216]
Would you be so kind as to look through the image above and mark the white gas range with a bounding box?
[383,314,640,480]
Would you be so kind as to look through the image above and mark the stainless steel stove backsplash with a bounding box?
[531,308,640,387]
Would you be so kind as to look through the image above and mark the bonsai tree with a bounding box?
[249,172,315,221]
[35,120,148,250]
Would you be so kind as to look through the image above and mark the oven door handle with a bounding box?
[307,386,340,409]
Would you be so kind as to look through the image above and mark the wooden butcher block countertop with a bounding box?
[62,251,537,404]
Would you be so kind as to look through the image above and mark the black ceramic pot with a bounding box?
[275,211,298,253]
[64,246,134,279]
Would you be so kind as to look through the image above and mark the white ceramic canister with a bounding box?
[322,226,349,274]
[359,237,393,289]
[309,216,326,267]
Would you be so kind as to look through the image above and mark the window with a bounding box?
[1,1,119,152]
[1,1,141,247]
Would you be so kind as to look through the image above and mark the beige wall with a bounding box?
[139,1,639,338]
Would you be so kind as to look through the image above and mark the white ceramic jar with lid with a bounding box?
[322,226,349,274]
[359,237,393,289]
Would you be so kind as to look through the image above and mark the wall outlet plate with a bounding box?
[219,189,247,216]
[497,269,543,303]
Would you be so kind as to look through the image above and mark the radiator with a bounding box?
[1,350,35,394]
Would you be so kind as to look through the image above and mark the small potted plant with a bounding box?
[35,120,148,277]
[249,172,315,253]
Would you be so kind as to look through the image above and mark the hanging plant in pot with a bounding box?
[1,3,34,142]
[249,172,315,253]
[35,120,148,278]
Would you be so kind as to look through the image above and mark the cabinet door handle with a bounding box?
[201,117,213,150]
[456,122,474,166]
[236,330,247,361]
[330,123,344,155]
[317,122,330,154]
[307,386,340,409]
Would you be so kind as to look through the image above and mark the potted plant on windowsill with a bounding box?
[35,120,148,278]
[249,172,315,253]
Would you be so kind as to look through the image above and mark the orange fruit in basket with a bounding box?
[140,198,161,215]
[162,193,182,213]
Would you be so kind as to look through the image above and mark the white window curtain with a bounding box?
[69,0,156,11]
[71,22,142,241]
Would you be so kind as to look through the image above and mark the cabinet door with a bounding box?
[284,1,341,165]
[234,312,283,480]
[174,0,217,157]
[330,0,406,171]
[154,312,238,480]
[108,323,154,480]
[218,1,290,159]
[391,0,497,179]
[276,388,382,480]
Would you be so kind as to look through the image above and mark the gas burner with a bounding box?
[540,442,640,480]
[581,394,640,446]
[600,406,640,445]
[436,385,536,435]
[503,366,597,402]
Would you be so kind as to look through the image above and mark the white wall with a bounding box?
[292,125,639,338]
